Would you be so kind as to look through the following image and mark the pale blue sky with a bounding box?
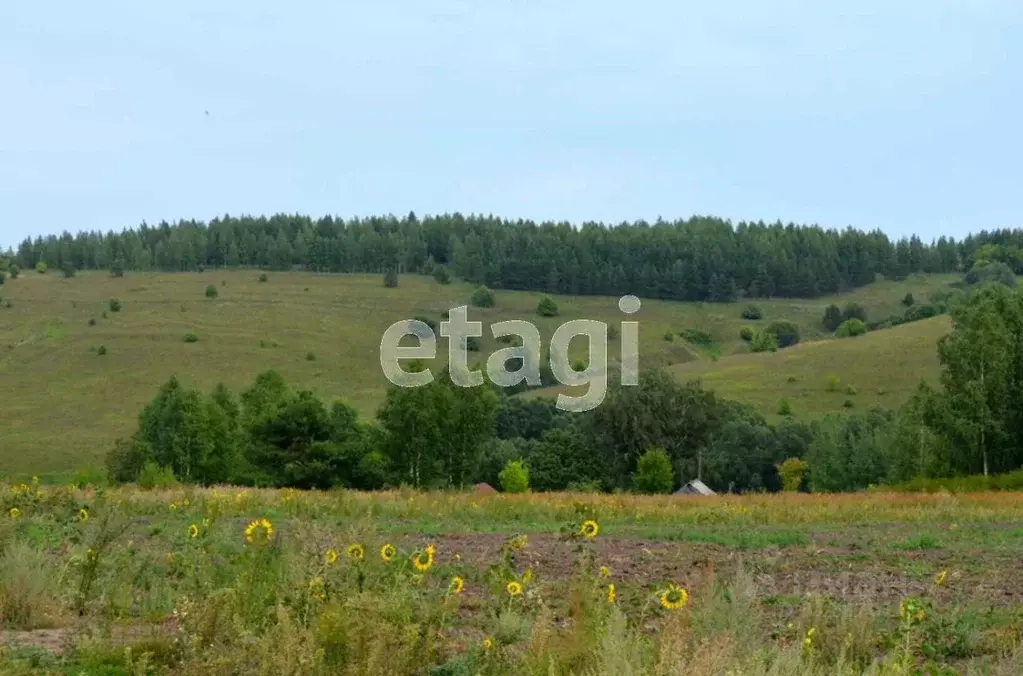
[2,1,1021,248]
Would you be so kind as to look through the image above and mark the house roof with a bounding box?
[674,479,716,495]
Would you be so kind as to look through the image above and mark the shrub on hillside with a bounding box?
[750,330,778,353]
[663,331,674,342]
[108,299,121,312]
[466,336,482,352]
[776,457,808,492]
[765,321,800,348]
[537,296,559,317]
[842,303,867,323]
[739,326,755,341]
[777,398,793,416]
[110,259,125,278]
[138,461,180,490]
[433,266,451,284]
[470,285,495,308]
[741,305,763,320]
[183,333,199,343]
[822,304,843,332]
[97,345,107,356]
[634,448,674,494]
[88,318,96,326]
[258,273,268,283]
[36,261,47,274]
[902,292,914,307]
[383,269,399,288]
[498,459,529,493]
[8,264,18,278]
[204,284,218,299]
[679,328,714,346]
[61,262,75,278]
[965,260,1016,288]
[835,318,867,338]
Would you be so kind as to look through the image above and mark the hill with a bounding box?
[0,269,957,474]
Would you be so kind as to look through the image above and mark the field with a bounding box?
[2,483,1023,674]
[0,269,958,475]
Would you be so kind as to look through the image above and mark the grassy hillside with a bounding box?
[0,270,957,474]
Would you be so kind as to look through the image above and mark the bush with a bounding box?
[662,331,674,342]
[88,318,96,326]
[776,457,808,492]
[498,459,529,493]
[633,448,674,494]
[306,352,316,361]
[204,284,218,299]
[61,262,75,278]
[765,321,800,348]
[258,273,268,283]
[108,299,121,313]
[383,269,399,288]
[608,325,619,340]
[965,260,1017,287]
[8,264,18,278]
[679,328,714,346]
[835,318,867,338]
[825,375,839,392]
[137,462,179,490]
[777,398,793,416]
[36,261,47,274]
[739,326,755,341]
[537,296,559,317]
[843,398,855,408]
[97,345,107,356]
[110,259,125,277]
[183,333,199,343]
[902,292,915,307]
[433,266,451,284]
[822,303,843,332]
[741,305,763,320]
[470,285,495,308]
[842,303,867,323]
[750,330,779,353]
[466,336,482,352]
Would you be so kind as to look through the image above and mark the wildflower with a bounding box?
[78,508,89,522]
[31,476,39,485]
[508,534,528,550]
[380,543,397,562]
[935,570,947,586]
[188,524,199,539]
[506,581,523,597]
[482,637,494,651]
[169,502,178,511]
[803,627,816,656]
[243,518,274,545]
[899,597,927,625]
[599,566,611,579]
[607,583,616,604]
[579,520,599,539]
[658,583,689,610]
[346,544,365,561]
[9,507,21,519]
[309,577,326,601]
[324,549,339,566]
[412,544,435,572]
[449,576,465,595]
[522,568,533,585]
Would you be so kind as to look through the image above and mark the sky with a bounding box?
[2,1,1022,249]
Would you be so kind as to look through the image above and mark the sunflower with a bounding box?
[579,520,599,539]
[658,583,689,610]
[78,508,89,522]
[607,584,616,604]
[324,549,339,566]
[599,565,611,578]
[188,524,199,539]
[506,581,523,597]
[9,507,20,519]
[449,576,465,595]
[380,543,397,562]
[346,544,365,561]
[243,518,274,545]
[412,544,435,572]
[482,637,494,651]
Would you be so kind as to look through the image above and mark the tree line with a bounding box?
[10,211,1008,301]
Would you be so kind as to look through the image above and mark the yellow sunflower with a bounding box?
[579,520,599,538]
[380,543,397,562]
[244,518,274,544]
[412,544,435,572]
[482,637,494,651]
[658,583,689,610]
[78,508,89,522]
[449,576,465,595]
[188,524,199,539]
[506,581,523,597]
[607,583,616,604]
[9,507,21,519]
[324,549,339,566]
[347,544,365,561]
